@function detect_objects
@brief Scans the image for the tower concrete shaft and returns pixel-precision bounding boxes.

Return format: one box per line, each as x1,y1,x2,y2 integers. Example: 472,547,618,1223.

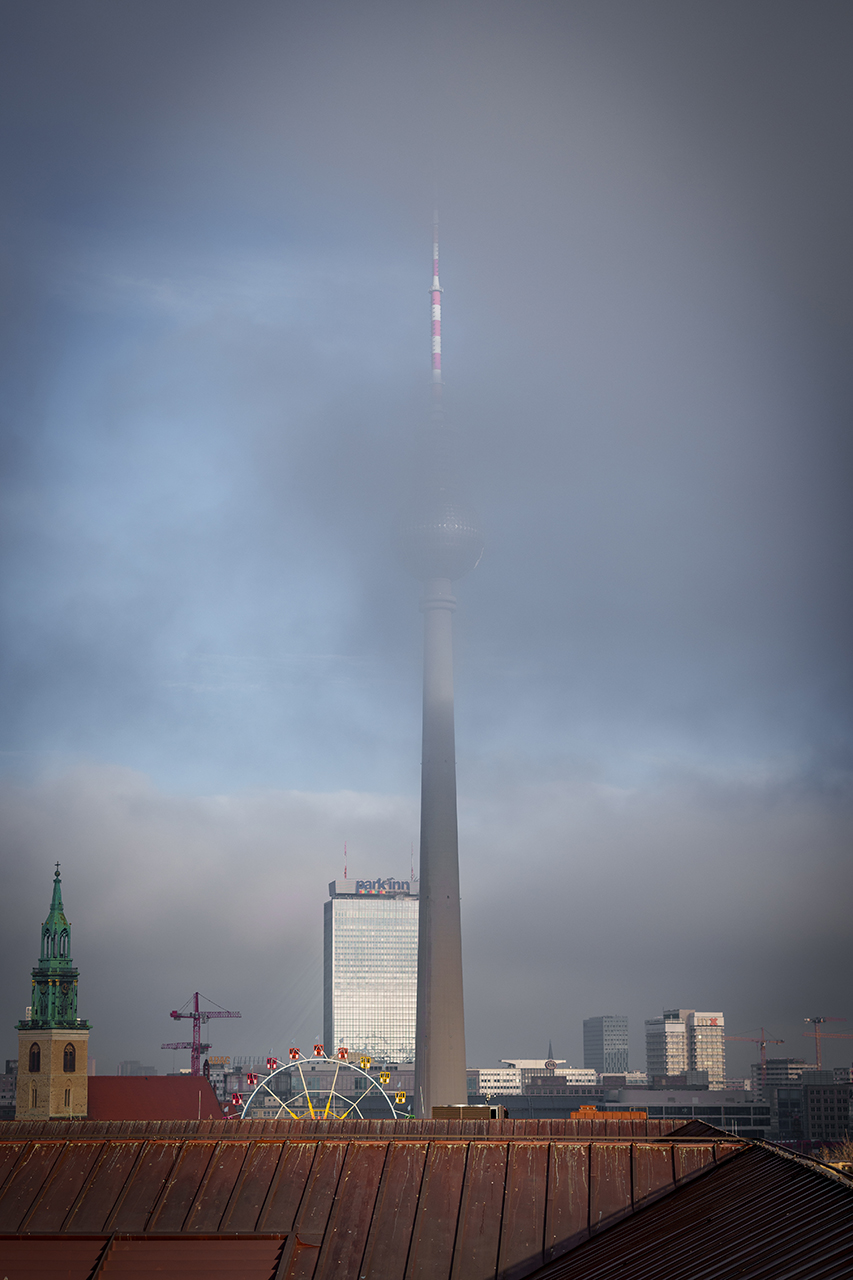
401,219,482,1117
414,577,467,1115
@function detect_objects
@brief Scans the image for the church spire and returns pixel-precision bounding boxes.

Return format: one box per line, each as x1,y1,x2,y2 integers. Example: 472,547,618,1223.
15,866,91,1120
40,862,71,965
18,865,89,1031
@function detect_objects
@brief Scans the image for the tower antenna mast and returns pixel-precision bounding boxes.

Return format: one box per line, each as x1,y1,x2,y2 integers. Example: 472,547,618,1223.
431,211,443,408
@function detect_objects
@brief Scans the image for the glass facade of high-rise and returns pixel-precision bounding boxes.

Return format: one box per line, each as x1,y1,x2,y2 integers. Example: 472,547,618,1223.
323,880,418,1063
583,1015,629,1074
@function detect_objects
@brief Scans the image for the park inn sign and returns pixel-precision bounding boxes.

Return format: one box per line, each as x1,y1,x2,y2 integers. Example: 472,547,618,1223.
329,879,417,898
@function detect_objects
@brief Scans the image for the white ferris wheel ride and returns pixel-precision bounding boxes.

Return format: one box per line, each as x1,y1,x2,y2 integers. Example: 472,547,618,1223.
234,1045,412,1121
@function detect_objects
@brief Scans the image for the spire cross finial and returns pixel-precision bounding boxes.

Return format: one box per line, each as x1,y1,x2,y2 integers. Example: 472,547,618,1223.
55,862,60,878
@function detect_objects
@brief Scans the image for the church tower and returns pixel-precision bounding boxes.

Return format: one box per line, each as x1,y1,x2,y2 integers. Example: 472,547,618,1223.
16,865,91,1120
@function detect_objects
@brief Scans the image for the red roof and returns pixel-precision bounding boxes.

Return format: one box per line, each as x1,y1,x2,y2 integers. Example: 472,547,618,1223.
86,1075,224,1120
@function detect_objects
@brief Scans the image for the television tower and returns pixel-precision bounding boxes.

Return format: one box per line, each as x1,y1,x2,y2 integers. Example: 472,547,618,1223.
400,216,484,1115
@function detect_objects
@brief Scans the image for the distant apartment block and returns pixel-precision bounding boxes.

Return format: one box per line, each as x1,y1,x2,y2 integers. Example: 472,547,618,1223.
583,1015,629,1074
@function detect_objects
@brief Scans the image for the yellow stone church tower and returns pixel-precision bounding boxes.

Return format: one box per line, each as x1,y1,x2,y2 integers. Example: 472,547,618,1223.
16,865,91,1120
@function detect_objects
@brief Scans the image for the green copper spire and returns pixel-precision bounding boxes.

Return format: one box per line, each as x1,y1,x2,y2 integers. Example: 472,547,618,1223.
17,864,90,1031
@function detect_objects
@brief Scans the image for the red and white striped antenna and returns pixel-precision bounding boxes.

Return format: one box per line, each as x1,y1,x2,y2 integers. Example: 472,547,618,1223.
344,841,347,881
431,211,443,407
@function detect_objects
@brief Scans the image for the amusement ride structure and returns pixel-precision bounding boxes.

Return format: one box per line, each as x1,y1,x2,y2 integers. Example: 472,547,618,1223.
234,1045,410,1120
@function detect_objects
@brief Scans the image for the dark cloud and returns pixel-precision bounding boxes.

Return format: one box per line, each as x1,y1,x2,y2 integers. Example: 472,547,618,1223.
1,1,851,1071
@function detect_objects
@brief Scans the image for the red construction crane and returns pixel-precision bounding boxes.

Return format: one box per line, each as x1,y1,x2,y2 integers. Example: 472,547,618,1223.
725,1027,784,1089
161,991,241,1076
803,1017,852,1070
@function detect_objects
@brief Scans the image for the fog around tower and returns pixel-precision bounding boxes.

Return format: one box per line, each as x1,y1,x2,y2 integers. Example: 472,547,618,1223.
0,1,851,1076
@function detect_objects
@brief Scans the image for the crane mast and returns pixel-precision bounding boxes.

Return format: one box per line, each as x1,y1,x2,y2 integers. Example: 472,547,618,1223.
161,991,241,1076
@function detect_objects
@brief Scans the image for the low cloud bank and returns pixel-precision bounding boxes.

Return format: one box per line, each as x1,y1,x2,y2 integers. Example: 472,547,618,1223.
2,758,850,1076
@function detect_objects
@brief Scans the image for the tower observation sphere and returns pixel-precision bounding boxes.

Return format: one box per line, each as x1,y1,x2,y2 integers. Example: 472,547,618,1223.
398,496,484,583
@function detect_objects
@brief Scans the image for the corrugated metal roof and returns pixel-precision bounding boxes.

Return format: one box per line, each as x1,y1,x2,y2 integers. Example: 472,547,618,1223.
526,1143,853,1280
86,1075,224,1120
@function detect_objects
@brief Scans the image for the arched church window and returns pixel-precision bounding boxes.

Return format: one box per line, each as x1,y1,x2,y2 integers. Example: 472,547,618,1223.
31,1085,38,1108
64,1087,71,1108
29,1043,41,1073
42,930,51,959
63,1044,76,1072
59,931,69,958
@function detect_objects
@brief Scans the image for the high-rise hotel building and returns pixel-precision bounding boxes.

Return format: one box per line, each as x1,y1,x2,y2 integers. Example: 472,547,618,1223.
323,879,418,1063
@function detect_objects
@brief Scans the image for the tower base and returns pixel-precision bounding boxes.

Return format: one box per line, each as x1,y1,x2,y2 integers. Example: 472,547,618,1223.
16,1027,90,1120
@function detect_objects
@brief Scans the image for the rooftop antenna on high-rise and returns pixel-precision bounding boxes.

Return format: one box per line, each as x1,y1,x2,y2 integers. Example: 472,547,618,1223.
344,841,347,881
399,214,484,1115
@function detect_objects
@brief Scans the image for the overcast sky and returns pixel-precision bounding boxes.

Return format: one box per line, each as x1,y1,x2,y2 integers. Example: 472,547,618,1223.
1,0,851,1080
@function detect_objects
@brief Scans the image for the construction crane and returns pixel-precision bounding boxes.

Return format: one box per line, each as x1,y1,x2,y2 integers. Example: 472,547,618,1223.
725,1027,784,1089
161,991,241,1076
803,1017,852,1070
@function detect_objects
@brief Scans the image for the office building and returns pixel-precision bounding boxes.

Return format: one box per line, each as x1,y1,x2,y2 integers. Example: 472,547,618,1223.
750,1057,807,1098
645,1008,726,1090
323,878,418,1063
802,1071,853,1144
617,1086,771,1139
583,1015,629,1074
468,1067,523,1096
645,1012,688,1079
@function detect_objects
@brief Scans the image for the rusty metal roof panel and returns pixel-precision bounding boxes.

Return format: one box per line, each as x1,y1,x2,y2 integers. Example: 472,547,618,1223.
631,1144,674,1209
498,1142,550,1279
0,1141,25,1195
65,1140,146,1233
0,1141,63,1231
104,1141,182,1233
450,1142,507,1280
21,1140,102,1233
405,1142,469,1278
104,1235,284,1276
589,1144,632,1233
147,1141,217,1232
358,1141,428,1280
258,1140,320,1233
0,1234,106,1277
313,1141,389,1280
527,1145,853,1280
544,1144,589,1264
183,1140,250,1232
285,1139,348,1248
220,1141,286,1233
